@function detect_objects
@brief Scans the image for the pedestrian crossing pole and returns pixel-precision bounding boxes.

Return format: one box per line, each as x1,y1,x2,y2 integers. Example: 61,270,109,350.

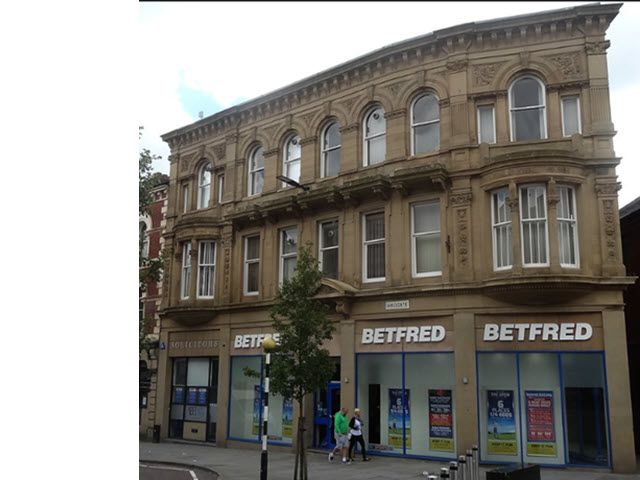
261,336,276,480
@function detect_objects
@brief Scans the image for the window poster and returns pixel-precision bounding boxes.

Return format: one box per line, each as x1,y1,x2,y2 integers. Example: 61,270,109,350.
188,387,197,404
252,385,261,436
429,389,454,452
525,391,556,456
174,387,184,404
282,397,293,438
389,388,411,448
487,390,517,455
197,388,207,405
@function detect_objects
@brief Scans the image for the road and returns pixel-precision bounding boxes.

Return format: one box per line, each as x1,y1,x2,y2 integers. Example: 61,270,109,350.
139,462,218,480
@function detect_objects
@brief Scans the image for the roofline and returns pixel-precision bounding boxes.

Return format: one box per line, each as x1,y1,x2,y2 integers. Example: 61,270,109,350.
161,2,621,142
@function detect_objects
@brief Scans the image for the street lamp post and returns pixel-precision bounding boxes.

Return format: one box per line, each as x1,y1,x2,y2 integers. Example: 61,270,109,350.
260,336,277,480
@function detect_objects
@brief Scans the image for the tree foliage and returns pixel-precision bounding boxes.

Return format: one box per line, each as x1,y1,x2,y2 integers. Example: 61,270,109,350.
267,242,336,480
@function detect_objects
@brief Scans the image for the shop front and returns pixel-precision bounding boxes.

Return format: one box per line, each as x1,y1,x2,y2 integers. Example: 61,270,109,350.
354,317,457,460
476,314,610,468
166,331,220,442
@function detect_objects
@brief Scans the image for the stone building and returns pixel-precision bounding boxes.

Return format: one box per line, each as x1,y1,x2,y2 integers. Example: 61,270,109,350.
155,3,635,472
139,178,169,438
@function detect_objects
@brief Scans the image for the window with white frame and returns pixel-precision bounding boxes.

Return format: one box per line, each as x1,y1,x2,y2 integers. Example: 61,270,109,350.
197,163,211,209
520,185,549,266
140,221,149,259
491,189,513,270
561,96,581,137
321,121,341,177
182,184,189,213
197,241,216,298
217,174,225,203
411,93,440,154
509,76,546,141
363,212,385,282
181,243,192,299
283,134,301,185
244,235,260,295
363,106,386,166
478,105,496,144
557,186,579,267
411,201,441,277
319,219,339,279
279,227,298,284
248,146,264,196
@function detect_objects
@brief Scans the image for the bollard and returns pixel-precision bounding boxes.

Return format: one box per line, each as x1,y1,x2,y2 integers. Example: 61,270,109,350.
458,455,466,480
465,450,473,480
472,445,479,480
440,467,450,480
449,461,458,480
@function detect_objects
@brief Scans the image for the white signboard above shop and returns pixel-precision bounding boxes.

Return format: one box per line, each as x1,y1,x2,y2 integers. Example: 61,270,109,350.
362,325,445,344
385,300,410,310
483,323,593,342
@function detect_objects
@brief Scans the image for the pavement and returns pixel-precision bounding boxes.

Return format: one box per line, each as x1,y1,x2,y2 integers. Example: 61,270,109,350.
139,440,640,480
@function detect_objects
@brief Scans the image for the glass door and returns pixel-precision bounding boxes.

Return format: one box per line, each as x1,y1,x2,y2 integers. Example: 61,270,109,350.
313,382,340,449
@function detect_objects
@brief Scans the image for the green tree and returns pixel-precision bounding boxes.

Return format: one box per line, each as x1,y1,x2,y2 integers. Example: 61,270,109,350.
139,127,166,357
268,242,336,480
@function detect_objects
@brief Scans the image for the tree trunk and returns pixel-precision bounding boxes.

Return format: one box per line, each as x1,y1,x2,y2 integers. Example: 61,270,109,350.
293,397,308,480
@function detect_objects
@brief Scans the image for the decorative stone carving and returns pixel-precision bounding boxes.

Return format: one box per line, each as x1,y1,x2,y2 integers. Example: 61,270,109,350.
301,109,321,130
595,182,621,196
602,199,618,263
383,80,410,97
263,147,280,158
586,40,610,54
456,209,470,268
299,136,317,147
446,60,468,73
212,143,226,161
544,52,582,79
339,123,359,134
384,108,407,120
450,191,472,207
338,96,360,114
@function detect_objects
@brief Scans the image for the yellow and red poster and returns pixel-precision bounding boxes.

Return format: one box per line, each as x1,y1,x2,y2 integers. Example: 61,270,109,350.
525,391,557,457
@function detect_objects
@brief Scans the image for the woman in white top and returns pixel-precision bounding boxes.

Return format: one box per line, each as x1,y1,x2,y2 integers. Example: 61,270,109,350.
348,408,370,461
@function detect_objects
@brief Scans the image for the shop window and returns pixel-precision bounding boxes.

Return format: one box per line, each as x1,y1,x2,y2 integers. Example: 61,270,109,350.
228,356,293,445
557,186,579,267
478,105,496,144
363,106,386,166
197,163,211,209
197,241,216,298
170,357,219,443
248,146,265,196
244,235,260,295
477,351,610,467
321,121,341,177
356,352,456,459
519,185,548,266
491,189,513,270
509,76,547,141
411,93,440,155
282,134,301,185
319,219,339,280
411,201,441,277
180,243,191,299
363,212,385,282
561,96,581,137
279,227,298,284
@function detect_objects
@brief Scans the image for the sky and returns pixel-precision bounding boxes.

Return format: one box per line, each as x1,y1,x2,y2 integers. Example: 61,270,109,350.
138,1,640,208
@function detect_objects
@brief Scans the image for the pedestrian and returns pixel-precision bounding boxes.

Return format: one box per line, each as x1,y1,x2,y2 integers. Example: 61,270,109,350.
328,406,351,464
348,408,370,461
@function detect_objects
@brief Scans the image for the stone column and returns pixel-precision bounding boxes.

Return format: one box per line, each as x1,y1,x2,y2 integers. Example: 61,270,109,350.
602,309,637,472
154,329,172,441
384,108,407,161
339,123,360,174
595,180,625,276
546,179,561,272
216,325,231,447
450,190,473,282
453,311,478,453
220,226,234,305
299,136,318,185
340,318,355,412
508,182,522,274
262,147,279,195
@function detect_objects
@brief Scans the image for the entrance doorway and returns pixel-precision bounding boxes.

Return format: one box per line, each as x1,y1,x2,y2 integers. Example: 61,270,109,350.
565,387,609,466
313,382,340,449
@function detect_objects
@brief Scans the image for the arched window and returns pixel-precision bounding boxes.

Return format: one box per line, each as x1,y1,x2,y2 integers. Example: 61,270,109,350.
248,145,264,196
411,93,440,155
321,121,341,178
197,163,211,209
363,106,386,166
282,134,301,185
139,221,149,258
509,76,546,141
